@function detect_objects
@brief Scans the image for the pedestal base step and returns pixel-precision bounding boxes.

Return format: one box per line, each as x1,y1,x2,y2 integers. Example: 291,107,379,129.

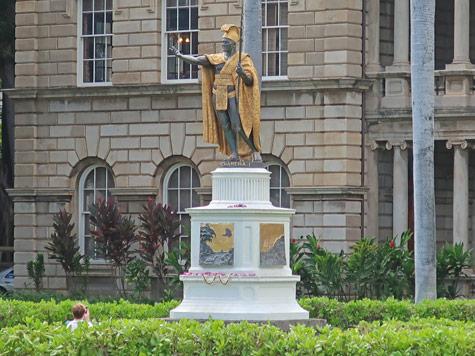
163,317,326,331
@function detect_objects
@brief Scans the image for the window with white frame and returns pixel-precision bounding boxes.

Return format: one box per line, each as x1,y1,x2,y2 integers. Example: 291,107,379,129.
266,163,290,208
164,0,199,81
79,165,115,260
79,0,113,85
262,0,289,77
163,164,200,249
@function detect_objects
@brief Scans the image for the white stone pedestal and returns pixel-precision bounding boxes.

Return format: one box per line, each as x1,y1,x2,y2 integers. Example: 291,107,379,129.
170,167,309,321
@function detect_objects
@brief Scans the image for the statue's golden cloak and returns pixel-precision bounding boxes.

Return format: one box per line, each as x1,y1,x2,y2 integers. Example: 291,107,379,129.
201,52,261,158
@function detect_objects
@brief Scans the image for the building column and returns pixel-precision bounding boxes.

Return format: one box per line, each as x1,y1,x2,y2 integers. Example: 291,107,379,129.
446,140,469,250
367,142,381,238
392,0,410,68
366,0,381,72
451,0,471,68
387,141,409,242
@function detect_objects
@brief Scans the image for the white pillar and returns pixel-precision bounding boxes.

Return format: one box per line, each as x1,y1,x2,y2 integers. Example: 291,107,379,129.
367,0,381,72
388,141,409,242
447,140,469,251
393,0,410,67
367,142,380,237
452,0,471,67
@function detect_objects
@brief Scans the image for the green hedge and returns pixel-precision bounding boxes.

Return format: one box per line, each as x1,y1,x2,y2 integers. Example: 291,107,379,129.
0,299,179,329
0,318,473,355
1,297,474,330
299,297,475,328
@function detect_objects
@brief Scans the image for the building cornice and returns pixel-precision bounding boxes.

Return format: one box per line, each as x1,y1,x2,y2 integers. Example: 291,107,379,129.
285,186,368,198
6,188,74,202
5,79,372,100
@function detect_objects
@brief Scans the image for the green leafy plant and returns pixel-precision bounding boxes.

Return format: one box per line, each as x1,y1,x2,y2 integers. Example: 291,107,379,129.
125,258,151,299
26,253,45,292
137,198,181,295
437,242,472,298
89,197,137,297
164,241,190,289
45,209,87,294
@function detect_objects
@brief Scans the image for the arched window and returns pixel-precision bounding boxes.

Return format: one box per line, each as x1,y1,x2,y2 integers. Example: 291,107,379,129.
78,165,115,260
163,164,201,248
266,163,290,208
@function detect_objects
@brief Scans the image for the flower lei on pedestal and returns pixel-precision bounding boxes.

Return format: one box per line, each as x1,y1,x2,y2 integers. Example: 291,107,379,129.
182,271,257,285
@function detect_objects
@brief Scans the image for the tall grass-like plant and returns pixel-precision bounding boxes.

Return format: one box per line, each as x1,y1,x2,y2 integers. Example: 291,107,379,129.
137,198,181,296
89,197,137,297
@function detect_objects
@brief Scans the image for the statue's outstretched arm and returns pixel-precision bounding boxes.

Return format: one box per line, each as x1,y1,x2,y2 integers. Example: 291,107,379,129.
169,46,211,67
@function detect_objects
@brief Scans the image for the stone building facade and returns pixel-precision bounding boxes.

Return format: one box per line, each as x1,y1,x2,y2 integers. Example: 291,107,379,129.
7,0,474,294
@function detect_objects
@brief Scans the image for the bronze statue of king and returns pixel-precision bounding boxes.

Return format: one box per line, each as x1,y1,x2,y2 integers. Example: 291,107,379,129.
170,24,261,162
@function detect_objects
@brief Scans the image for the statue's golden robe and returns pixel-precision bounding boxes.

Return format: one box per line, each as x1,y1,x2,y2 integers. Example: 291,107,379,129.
201,52,261,158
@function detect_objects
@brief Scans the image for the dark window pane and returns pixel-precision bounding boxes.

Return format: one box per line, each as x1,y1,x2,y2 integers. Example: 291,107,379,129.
95,37,106,59
106,59,112,82
281,53,288,76
96,189,105,202
167,9,178,31
267,3,278,26
168,190,178,210
83,14,93,35
192,190,200,207
192,169,200,187
169,168,179,188
106,36,112,58
167,0,177,6
180,214,191,233
281,191,290,208
106,12,113,33
94,13,105,34
95,59,106,82
192,65,198,79
179,0,189,5
268,53,277,76
281,169,290,187
270,189,280,207
168,57,178,79
178,8,190,30
180,190,191,210
262,4,266,26
106,0,112,10
107,170,115,188
268,28,279,51
180,166,191,188
84,190,94,210
262,53,267,76
84,37,94,59
191,32,198,54
190,0,198,5
96,167,106,188
191,7,198,29
95,0,104,11
280,3,288,26
281,28,288,51
83,0,93,11
85,170,95,188
83,60,93,82
268,165,279,187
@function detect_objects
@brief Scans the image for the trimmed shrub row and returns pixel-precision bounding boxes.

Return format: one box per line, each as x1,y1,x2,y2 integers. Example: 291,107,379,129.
300,297,475,328
0,318,473,356
1,297,474,330
0,299,179,329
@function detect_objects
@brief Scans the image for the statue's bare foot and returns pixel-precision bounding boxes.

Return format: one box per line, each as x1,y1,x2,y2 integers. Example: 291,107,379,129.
252,152,262,162
226,154,240,162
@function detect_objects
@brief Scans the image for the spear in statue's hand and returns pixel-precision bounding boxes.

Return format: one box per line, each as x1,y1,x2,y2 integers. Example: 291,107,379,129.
236,0,244,108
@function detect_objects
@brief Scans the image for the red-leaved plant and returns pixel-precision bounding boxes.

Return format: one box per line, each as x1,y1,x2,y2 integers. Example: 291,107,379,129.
89,197,137,297
137,198,182,294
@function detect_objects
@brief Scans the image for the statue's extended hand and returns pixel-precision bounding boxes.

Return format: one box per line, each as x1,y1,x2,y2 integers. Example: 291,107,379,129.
236,63,246,77
169,46,181,57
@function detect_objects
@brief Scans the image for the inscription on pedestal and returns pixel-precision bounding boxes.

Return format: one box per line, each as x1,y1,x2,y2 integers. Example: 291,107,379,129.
260,223,286,266
200,223,234,266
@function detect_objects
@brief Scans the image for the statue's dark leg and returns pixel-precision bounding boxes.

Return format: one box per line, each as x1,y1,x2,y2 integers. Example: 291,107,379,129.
227,97,262,161
213,95,239,159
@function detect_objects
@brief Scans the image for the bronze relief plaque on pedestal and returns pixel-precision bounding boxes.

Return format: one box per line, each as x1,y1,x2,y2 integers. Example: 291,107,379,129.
199,223,234,266
260,223,286,266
